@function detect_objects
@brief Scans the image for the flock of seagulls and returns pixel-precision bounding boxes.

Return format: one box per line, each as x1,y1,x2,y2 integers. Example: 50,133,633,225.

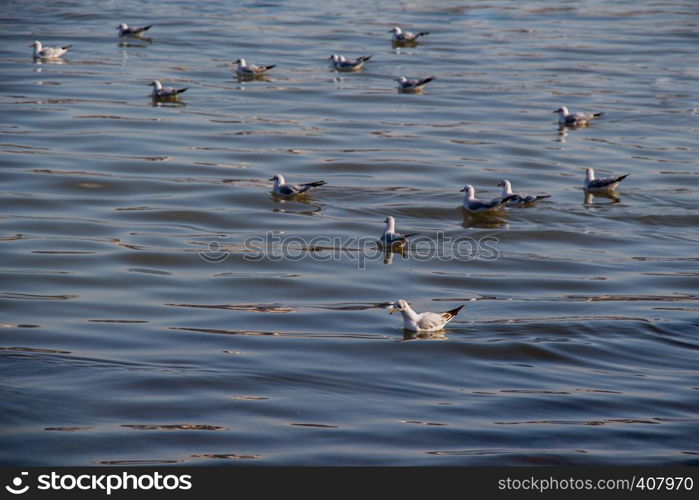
28,23,631,333
29,23,437,96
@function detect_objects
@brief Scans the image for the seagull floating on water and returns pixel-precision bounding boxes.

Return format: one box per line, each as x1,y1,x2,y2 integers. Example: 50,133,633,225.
234,58,275,77
583,168,629,193
149,80,187,99
379,216,417,249
554,106,604,126
329,53,372,72
396,76,435,92
389,299,464,332
30,41,71,60
497,179,551,205
461,185,517,213
269,174,326,196
389,26,430,44
116,23,153,38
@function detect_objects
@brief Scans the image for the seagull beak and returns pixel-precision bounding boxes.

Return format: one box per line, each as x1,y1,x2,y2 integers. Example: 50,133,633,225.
389,307,399,315
459,187,466,192
552,109,560,113
268,177,274,181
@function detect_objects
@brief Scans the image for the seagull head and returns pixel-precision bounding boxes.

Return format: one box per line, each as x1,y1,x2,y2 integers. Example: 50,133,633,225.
389,27,402,34
389,299,409,314
395,76,408,83
384,215,396,231
116,23,128,30
553,106,568,115
585,168,595,180
459,184,475,197
148,80,162,90
234,58,246,67
268,174,285,185
498,179,513,195
30,40,41,48
328,54,339,61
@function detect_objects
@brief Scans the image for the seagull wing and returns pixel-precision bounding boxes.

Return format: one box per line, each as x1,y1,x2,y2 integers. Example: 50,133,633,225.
416,312,449,331
416,305,463,330
587,174,628,190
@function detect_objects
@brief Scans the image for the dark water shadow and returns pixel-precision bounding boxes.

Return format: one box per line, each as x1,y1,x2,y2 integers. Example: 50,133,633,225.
583,190,620,206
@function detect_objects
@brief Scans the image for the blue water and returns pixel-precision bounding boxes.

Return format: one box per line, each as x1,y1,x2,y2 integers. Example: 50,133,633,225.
1,0,698,465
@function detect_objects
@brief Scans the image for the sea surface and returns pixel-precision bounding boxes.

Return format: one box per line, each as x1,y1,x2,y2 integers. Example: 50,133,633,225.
1,0,698,465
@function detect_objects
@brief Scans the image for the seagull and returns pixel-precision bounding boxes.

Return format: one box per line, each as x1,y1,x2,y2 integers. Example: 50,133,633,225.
329,53,372,72
234,58,275,77
396,76,435,92
389,26,430,44
461,185,517,213
379,216,417,249
269,174,326,196
30,41,71,60
497,179,551,205
389,299,464,332
583,168,629,193
148,80,187,99
116,23,153,38
553,106,604,126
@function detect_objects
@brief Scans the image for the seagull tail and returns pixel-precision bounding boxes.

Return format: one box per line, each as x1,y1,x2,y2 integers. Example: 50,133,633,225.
305,180,327,188
415,31,430,38
402,233,418,239
593,112,604,118
62,45,73,50
176,88,188,94
420,76,436,85
359,55,372,63
142,25,153,31
264,64,276,71
535,194,552,201
613,174,629,183
444,304,465,319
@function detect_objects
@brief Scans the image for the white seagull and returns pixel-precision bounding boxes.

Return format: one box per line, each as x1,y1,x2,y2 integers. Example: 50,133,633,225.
389,299,464,332
583,168,629,193
269,174,326,196
148,80,187,99
30,41,71,60
497,179,551,205
461,185,517,213
379,216,417,249
234,58,275,77
329,53,372,72
116,23,153,38
396,76,435,92
389,26,430,44
554,106,604,126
